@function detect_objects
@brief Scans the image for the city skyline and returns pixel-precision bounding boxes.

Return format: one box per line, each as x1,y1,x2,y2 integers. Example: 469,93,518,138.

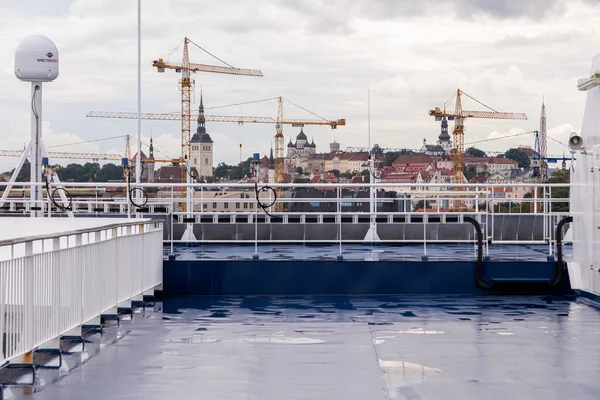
0,0,597,171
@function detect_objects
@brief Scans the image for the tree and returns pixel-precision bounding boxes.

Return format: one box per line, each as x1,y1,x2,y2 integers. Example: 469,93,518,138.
463,166,477,181
214,158,253,181
412,200,432,212
382,152,401,167
296,166,303,175
361,169,371,183
95,163,124,182
371,144,383,155
327,169,340,178
214,162,232,180
505,148,531,170
465,147,487,158
17,160,31,182
546,170,570,212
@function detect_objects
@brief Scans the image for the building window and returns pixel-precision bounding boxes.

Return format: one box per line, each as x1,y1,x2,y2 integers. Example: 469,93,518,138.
194,158,197,164
236,202,240,209
224,203,229,209
212,202,217,209
243,203,248,209
203,203,207,209
205,158,208,164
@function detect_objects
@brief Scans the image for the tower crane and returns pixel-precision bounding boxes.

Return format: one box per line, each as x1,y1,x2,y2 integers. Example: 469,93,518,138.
0,134,177,163
151,37,262,187
429,89,528,183
87,97,346,186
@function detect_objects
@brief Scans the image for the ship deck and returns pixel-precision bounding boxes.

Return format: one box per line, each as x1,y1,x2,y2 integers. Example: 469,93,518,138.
17,294,600,400
165,243,568,262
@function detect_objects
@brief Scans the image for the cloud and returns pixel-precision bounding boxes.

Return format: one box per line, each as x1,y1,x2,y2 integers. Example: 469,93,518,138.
0,0,598,172
274,0,569,35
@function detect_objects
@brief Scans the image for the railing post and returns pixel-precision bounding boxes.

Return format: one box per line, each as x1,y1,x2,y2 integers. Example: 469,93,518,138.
534,184,538,214
254,192,259,260
422,203,427,260
337,185,342,260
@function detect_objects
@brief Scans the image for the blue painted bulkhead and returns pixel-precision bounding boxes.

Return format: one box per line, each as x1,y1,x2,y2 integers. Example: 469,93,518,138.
163,259,569,296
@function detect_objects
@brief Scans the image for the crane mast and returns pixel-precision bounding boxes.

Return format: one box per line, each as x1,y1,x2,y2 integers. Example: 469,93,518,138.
452,89,465,183
180,38,192,182
429,88,528,183
151,36,263,187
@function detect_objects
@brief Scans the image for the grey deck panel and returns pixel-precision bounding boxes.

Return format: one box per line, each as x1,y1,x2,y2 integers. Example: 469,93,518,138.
17,295,600,400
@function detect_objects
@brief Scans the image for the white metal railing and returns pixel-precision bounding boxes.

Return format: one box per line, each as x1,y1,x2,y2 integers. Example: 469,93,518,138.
0,219,163,366
0,181,571,249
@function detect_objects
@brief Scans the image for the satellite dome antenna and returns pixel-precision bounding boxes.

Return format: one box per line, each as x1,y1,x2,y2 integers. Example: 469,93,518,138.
10,35,59,217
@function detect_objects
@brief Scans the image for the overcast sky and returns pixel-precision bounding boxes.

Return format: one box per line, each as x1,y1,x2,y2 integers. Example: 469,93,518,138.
0,0,599,171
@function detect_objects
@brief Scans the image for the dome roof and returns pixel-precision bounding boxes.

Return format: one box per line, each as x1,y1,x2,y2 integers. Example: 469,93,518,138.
191,132,213,143
309,139,316,148
296,128,307,141
287,139,295,148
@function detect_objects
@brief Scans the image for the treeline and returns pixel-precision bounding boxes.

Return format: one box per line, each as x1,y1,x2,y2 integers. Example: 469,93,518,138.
2,160,124,182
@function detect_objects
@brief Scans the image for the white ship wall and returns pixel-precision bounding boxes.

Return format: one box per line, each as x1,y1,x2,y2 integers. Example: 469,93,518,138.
568,54,600,297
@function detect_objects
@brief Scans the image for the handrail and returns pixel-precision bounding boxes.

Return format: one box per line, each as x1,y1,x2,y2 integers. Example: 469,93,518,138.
0,218,161,247
0,181,573,188
552,216,573,287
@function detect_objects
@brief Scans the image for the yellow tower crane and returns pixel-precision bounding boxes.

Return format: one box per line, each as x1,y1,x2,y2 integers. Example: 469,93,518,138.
151,37,263,184
429,89,528,183
88,97,346,187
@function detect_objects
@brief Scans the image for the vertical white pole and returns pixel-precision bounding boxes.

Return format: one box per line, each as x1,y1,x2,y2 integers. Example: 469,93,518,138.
136,0,142,215
367,89,371,150
368,90,374,229
31,83,42,218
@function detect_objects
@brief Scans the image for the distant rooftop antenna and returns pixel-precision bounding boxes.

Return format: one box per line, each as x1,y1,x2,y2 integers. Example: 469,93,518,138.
1,36,62,217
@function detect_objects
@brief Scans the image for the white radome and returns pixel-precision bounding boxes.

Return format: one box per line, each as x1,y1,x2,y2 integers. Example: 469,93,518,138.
14,35,59,82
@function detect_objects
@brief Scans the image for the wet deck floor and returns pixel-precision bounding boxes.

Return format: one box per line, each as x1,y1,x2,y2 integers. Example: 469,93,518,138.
166,243,571,262
11,294,600,400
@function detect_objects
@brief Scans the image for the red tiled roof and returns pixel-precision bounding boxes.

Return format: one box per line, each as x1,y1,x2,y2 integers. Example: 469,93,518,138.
464,157,489,164
392,154,433,166
130,151,148,162
435,168,454,176
418,170,431,181
469,176,487,184
488,157,517,165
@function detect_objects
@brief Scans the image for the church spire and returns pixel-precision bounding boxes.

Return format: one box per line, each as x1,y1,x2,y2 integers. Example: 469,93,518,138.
149,134,154,159
197,88,206,135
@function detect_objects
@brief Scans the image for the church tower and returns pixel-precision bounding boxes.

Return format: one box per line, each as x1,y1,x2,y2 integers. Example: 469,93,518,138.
437,117,452,151
147,136,155,183
268,146,275,184
190,91,214,178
